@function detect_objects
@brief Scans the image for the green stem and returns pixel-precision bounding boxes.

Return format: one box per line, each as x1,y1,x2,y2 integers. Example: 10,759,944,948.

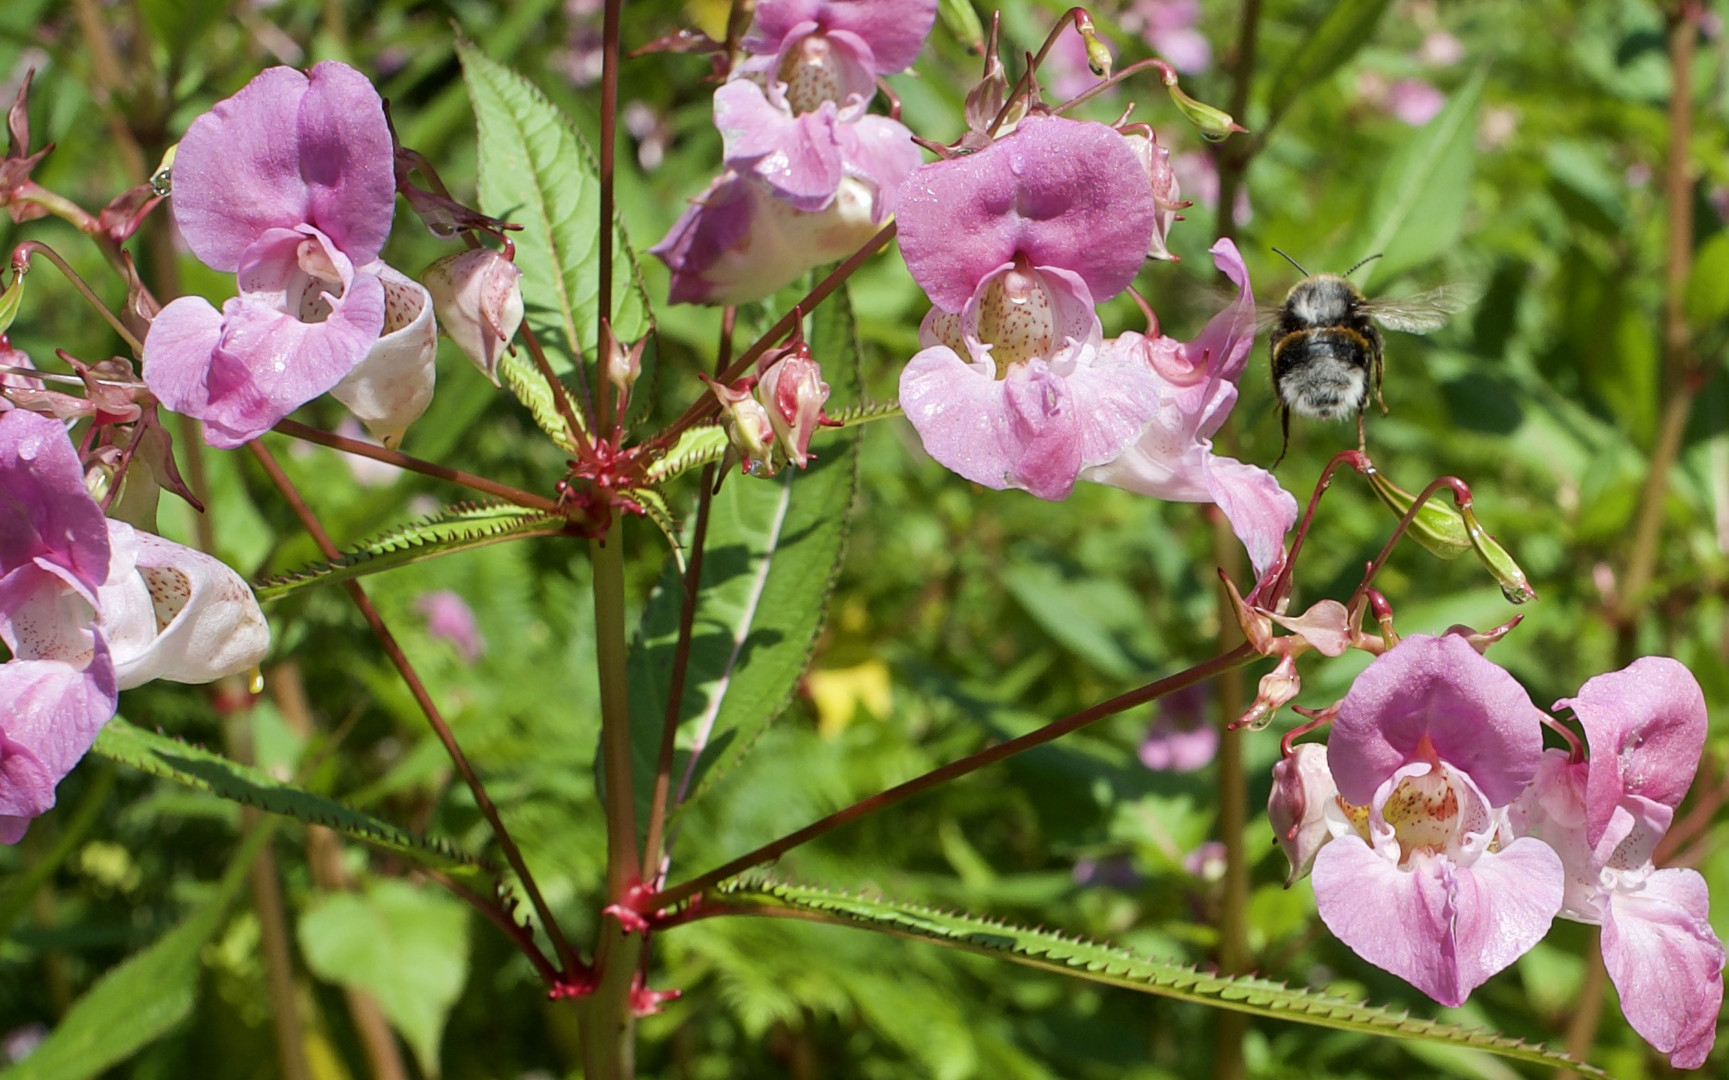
592,524,642,900
587,518,641,1078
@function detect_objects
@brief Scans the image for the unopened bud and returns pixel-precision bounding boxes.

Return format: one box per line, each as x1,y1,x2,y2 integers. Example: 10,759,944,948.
1167,83,1246,142
1268,743,1336,885
603,324,646,397
701,373,776,475
755,344,831,470
423,249,524,385
1236,653,1301,731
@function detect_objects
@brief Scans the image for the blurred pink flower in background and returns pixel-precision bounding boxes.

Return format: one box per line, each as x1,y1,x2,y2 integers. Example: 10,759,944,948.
1138,682,1217,772
1122,0,1211,74
415,590,485,663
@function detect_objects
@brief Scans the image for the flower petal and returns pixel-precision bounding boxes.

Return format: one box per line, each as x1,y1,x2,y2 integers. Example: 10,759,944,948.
1330,634,1546,807
0,410,110,597
898,347,1083,499
0,644,117,841
171,63,393,270
897,116,1155,311
330,265,438,447
1558,656,1707,849
1313,837,1562,1006
744,0,938,74
97,524,270,689
715,80,845,212
1601,867,1724,1069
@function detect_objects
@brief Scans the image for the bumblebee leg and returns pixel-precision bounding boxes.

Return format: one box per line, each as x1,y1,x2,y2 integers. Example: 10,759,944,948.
1355,409,1367,452
1274,406,1291,468
1374,350,1388,415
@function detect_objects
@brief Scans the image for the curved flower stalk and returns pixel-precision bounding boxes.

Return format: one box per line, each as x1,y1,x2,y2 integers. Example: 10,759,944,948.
651,0,934,305
0,410,268,842
1272,632,1722,1068
142,61,435,448
895,112,1294,575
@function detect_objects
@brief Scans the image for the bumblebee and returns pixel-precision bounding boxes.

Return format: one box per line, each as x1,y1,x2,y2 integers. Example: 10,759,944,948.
1267,251,1472,464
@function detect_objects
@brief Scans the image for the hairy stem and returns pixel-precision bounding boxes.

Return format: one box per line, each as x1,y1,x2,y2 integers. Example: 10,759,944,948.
649,646,1258,911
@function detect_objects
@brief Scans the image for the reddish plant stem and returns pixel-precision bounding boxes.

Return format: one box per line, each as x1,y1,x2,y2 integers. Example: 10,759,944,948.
1346,475,1472,611
272,418,565,514
244,439,582,981
517,322,596,459
641,467,715,882
655,222,897,448
595,0,621,437
13,241,142,353
642,309,734,879
647,645,1258,911
426,869,563,986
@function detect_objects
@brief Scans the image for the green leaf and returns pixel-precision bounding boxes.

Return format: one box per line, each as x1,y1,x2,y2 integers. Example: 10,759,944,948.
1265,0,1395,129
298,880,470,1078
92,717,487,886
0,826,272,1080
1685,230,1729,327
627,293,862,836
710,879,1610,1079
458,43,652,448
135,0,226,50
252,501,568,603
1351,70,1485,287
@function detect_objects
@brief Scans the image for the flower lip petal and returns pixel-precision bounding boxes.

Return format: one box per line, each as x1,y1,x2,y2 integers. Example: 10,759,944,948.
1313,835,1563,1007
897,115,1157,312
1600,867,1725,1069
1329,634,1547,808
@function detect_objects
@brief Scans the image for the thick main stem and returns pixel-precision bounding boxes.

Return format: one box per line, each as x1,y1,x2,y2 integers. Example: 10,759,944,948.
586,520,642,1078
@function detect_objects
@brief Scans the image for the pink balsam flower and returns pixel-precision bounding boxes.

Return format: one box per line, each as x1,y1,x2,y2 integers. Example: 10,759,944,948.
653,0,933,306
1082,240,1296,577
144,62,433,447
0,411,269,842
1511,658,1722,1069
1312,634,1563,1007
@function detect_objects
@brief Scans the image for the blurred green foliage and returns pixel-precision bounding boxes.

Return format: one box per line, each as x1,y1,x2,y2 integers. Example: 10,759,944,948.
1,0,1727,1077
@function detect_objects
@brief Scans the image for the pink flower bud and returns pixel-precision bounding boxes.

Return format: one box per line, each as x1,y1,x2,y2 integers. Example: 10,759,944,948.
756,344,831,470
701,374,777,474
423,248,524,384
1267,743,1336,885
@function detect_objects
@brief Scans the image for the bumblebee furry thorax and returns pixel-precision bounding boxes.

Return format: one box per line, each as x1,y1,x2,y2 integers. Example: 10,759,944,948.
1270,274,1384,427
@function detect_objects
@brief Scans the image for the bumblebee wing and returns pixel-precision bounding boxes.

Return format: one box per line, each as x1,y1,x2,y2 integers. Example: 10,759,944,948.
1195,283,1282,333
1367,283,1480,333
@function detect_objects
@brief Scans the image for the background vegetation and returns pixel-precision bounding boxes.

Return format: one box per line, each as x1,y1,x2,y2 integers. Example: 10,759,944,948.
1,0,1726,1076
